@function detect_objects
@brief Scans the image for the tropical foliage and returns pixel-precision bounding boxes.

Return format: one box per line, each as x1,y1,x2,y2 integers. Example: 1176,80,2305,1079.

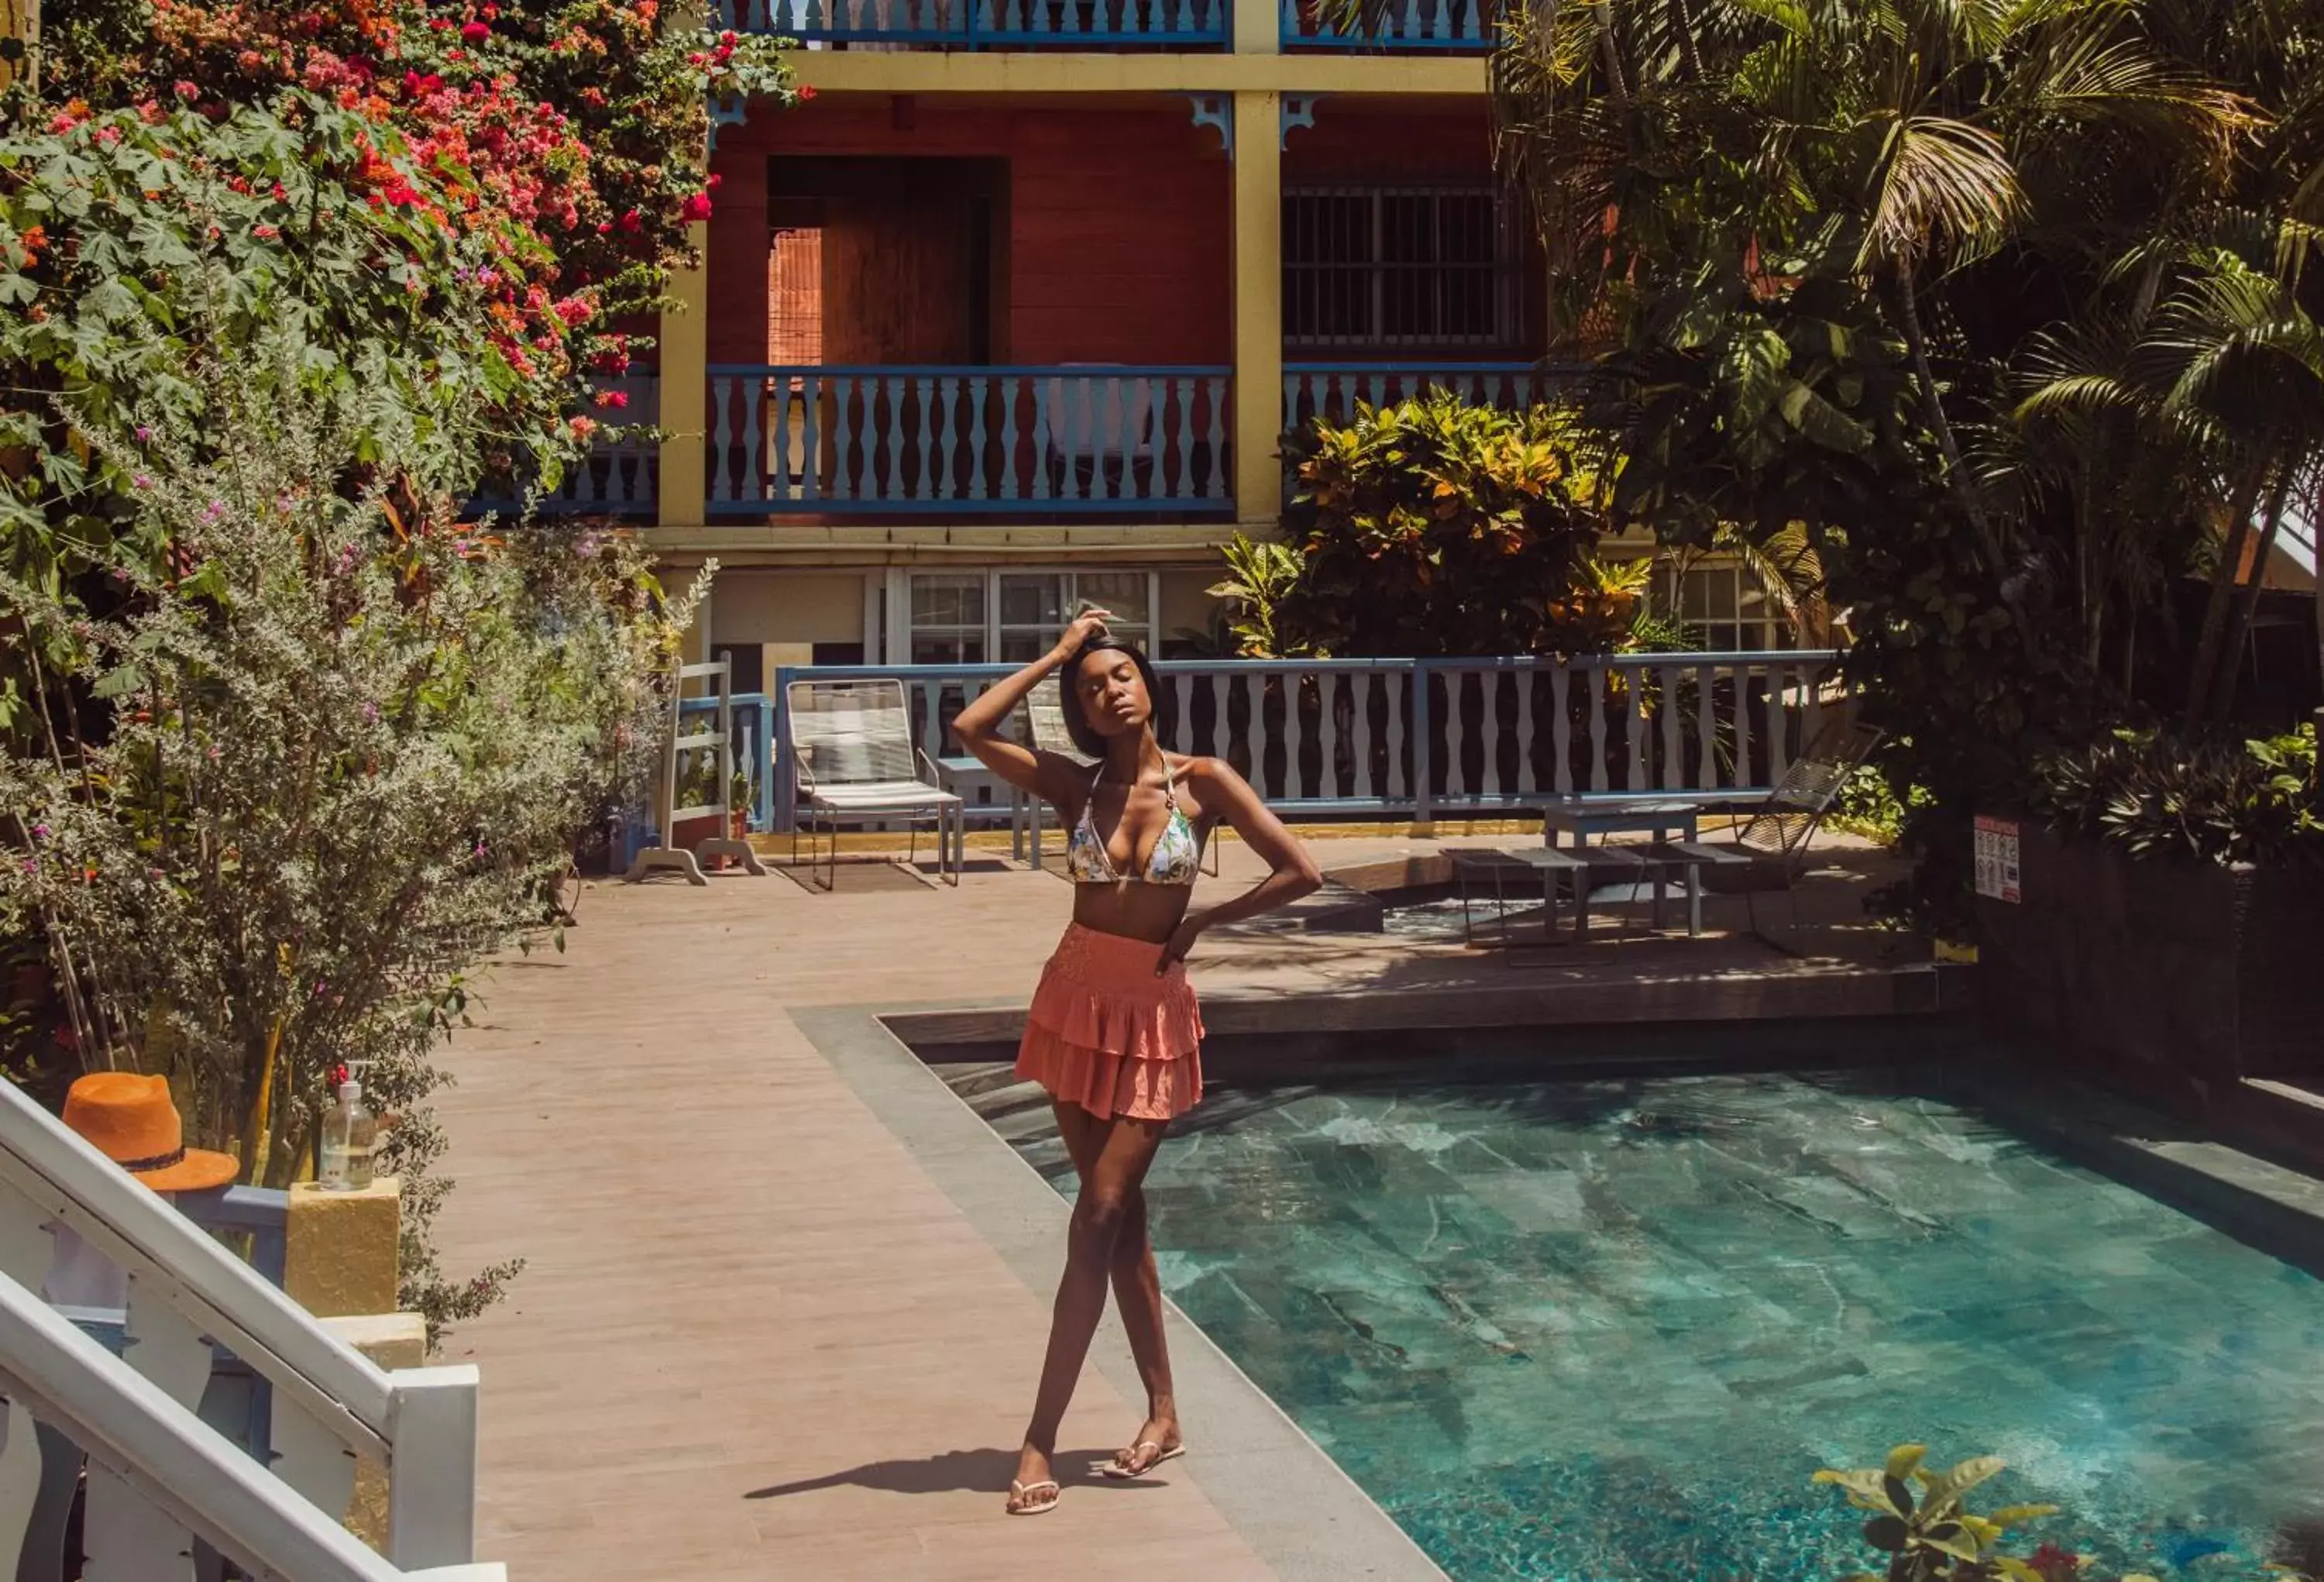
1277,392,1635,656
1814,1444,2320,1582
2037,723,2322,868
1492,0,2324,917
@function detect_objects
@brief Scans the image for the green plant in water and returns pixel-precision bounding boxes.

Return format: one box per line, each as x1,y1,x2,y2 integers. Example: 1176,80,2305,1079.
1815,1445,2071,1582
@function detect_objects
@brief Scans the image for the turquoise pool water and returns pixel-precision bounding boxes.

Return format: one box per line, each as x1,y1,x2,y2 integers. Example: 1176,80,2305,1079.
949,1062,2324,1581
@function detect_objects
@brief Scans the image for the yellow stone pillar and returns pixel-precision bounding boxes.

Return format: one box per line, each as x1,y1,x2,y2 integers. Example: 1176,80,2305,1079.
322,1312,428,1553
1230,91,1283,531
0,0,35,92
658,220,710,531
284,1176,401,1319
1232,0,1277,55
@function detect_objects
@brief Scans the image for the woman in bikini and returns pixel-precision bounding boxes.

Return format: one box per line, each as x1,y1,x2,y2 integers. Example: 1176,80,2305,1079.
952,607,1322,1516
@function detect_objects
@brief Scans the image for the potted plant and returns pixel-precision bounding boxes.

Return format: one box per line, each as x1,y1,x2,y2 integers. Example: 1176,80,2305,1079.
1974,726,2324,1102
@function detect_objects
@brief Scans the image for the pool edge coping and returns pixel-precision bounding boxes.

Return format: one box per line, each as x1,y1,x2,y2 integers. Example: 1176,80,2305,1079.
788,1000,1453,1582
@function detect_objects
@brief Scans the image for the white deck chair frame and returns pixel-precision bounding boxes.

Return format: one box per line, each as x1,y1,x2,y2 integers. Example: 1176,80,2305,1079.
786,678,963,889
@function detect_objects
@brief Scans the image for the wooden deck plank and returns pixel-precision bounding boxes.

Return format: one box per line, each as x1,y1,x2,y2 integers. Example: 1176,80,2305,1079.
428,834,1912,1577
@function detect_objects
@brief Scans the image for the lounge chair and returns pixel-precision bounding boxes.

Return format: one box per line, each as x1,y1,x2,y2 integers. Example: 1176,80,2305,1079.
1654,719,1886,949
785,678,963,889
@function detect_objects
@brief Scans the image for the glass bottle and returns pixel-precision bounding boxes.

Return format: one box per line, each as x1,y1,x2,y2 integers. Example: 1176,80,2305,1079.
319,1077,376,1192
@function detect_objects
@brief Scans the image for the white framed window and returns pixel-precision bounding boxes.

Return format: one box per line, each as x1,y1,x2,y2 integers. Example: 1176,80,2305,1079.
1653,562,1797,653
891,569,1159,665
907,573,987,665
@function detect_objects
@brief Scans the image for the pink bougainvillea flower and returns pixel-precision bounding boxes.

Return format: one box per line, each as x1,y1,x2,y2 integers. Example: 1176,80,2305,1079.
595,389,630,409
461,20,490,41
681,192,713,221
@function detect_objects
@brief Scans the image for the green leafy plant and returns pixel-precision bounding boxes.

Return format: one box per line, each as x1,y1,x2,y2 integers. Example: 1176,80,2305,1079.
0,348,703,1337
1814,1444,2069,1582
1205,531,1319,658
2037,725,2322,869
1281,391,1613,657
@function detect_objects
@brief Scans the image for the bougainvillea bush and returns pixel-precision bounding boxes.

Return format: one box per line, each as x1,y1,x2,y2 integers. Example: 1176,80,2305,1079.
1,0,790,600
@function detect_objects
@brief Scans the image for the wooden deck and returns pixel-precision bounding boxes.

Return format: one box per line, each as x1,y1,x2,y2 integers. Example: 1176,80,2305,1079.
428,833,1917,1579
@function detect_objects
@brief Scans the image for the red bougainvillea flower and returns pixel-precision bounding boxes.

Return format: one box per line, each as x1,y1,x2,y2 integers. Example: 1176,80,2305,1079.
681,191,713,221
461,19,490,41
797,84,816,101
595,389,629,409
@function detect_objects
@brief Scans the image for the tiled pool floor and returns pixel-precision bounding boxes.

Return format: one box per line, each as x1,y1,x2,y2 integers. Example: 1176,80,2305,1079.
944,1063,2324,1581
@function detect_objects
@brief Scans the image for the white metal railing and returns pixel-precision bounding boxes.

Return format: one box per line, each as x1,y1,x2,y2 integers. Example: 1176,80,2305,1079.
0,1274,502,1581
768,652,1845,831
0,1078,490,1577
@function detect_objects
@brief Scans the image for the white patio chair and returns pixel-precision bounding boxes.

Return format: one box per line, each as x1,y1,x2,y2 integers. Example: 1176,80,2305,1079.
786,679,963,889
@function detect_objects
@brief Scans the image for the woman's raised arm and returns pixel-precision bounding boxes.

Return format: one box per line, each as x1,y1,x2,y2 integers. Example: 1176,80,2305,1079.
949,607,1114,805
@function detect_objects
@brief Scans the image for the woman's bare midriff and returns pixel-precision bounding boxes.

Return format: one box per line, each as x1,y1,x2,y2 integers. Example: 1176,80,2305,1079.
1070,882,1195,944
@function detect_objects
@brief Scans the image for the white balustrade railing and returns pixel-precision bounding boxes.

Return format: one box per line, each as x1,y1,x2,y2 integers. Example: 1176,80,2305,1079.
0,1079,491,1579
0,1275,501,1581
769,652,1844,831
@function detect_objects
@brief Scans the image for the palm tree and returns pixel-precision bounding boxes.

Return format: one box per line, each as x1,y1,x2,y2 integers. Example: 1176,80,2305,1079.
1493,0,2255,578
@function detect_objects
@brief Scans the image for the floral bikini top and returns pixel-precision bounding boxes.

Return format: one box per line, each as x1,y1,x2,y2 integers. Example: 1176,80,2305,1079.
1067,760,1202,886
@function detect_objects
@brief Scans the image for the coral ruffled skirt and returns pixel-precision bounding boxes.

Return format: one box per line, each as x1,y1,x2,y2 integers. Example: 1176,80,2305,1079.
1016,923,1205,1122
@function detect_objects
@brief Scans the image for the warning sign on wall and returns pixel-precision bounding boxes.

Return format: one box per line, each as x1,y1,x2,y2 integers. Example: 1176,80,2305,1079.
1974,816,2021,903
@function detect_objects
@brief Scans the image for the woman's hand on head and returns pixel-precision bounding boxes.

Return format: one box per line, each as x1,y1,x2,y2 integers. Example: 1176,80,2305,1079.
1053,608,1115,661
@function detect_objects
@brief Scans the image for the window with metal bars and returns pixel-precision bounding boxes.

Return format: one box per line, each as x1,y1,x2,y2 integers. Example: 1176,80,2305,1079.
1282,184,1523,351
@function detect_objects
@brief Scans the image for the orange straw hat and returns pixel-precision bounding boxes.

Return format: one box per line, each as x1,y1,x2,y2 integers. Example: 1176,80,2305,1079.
61,1074,239,1193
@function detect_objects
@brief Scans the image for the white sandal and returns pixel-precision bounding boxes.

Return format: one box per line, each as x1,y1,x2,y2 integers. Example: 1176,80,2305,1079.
1099,1442,1186,1480
1007,1478,1061,1515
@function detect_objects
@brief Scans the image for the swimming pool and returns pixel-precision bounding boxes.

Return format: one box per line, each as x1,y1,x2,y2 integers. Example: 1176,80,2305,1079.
947,1060,2324,1581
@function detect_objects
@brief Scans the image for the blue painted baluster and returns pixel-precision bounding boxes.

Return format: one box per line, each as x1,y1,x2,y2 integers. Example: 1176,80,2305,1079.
1204,375,1229,500
881,377,906,500
1281,371,1298,438
797,371,821,501
977,0,999,40
1401,0,1422,38
1171,377,1195,500
1058,377,1082,500
707,376,733,504
1366,373,1387,410
738,376,764,507
995,375,1019,500
916,376,938,500
964,374,988,500
1031,0,1050,39
1030,377,1053,500
1100,379,1124,500
934,376,957,499
1280,0,1300,40
834,376,860,500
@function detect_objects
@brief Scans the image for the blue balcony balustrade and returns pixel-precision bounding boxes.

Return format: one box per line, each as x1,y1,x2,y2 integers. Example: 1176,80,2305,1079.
706,365,1233,518
1281,361,1583,433
720,0,1228,46
1279,0,1496,50
468,374,658,520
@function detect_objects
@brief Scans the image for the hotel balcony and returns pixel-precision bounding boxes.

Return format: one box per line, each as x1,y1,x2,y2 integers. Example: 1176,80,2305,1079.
717,0,1494,49
705,364,1232,518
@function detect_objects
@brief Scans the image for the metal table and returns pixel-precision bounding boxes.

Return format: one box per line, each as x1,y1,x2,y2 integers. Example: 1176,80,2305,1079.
934,757,1032,871
1538,798,1709,937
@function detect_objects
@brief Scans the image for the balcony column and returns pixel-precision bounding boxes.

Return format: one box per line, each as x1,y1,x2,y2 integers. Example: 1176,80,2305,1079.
1232,0,1278,53
1230,90,1283,531
658,221,710,529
